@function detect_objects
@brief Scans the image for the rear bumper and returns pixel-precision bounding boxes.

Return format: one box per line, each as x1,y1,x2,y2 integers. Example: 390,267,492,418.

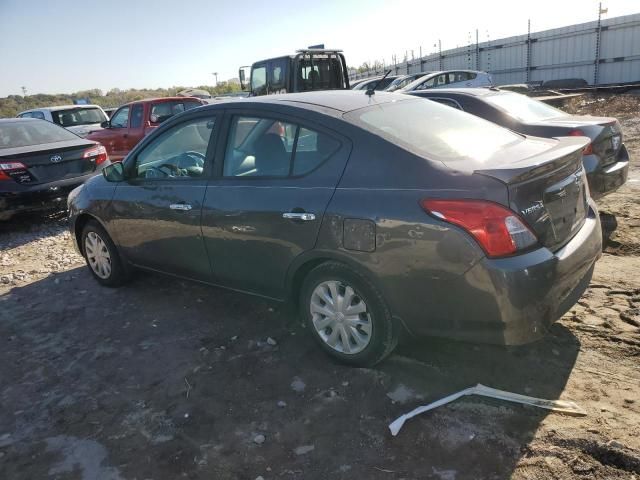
0,172,101,220
397,201,602,345
585,144,629,199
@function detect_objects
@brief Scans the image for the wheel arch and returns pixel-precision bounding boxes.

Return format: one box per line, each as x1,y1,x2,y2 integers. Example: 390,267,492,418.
73,213,111,256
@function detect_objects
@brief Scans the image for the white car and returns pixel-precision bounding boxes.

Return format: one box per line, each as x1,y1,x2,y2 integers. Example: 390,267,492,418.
399,70,493,92
16,105,109,138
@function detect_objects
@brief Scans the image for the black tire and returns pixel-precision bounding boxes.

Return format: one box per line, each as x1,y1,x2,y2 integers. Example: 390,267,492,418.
80,220,129,287
300,261,398,367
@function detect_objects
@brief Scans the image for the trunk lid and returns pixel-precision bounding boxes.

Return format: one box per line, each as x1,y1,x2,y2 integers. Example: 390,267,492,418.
474,136,590,252
0,140,97,185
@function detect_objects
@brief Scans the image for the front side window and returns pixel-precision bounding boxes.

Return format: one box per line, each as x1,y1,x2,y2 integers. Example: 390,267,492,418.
51,107,107,127
251,65,267,95
223,116,339,177
133,116,215,180
110,106,130,128
270,58,288,91
347,98,520,164
416,76,436,90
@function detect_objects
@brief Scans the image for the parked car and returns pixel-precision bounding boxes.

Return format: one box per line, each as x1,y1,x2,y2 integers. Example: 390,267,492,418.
385,72,434,92
408,88,629,199
0,118,108,220
399,70,492,92
17,105,109,138
85,97,204,162
351,75,398,91
68,91,602,366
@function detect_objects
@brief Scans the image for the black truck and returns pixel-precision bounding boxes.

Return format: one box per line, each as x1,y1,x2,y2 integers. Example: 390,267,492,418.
239,49,350,96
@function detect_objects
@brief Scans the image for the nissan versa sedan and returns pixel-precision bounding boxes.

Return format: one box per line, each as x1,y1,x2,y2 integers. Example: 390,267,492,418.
1,118,109,220
68,91,602,366
408,88,630,199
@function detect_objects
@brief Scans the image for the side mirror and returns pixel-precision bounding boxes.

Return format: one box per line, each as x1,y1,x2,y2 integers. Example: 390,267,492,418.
238,66,250,91
102,162,124,182
149,114,159,123
100,120,110,128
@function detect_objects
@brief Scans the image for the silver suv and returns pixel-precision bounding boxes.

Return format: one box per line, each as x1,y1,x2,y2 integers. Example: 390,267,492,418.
17,105,109,137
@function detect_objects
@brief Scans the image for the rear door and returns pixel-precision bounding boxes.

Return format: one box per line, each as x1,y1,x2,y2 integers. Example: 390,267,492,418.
201,110,350,298
125,103,146,152
109,112,219,281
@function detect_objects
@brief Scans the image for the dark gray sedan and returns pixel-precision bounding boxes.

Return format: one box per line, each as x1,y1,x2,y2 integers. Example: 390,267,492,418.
407,88,630,199
68,91,602,366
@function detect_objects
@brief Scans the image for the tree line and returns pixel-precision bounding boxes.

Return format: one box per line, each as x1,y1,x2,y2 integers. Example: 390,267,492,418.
0,83,241,118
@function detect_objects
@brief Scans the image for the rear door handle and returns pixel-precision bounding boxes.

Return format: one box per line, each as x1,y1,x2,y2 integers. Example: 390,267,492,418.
170,203,192,211
282,212,315,221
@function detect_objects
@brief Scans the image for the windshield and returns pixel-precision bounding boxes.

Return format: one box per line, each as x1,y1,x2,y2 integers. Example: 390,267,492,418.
485,92,568,121
0,120,79,148
346,98,521,163
51,107,107,127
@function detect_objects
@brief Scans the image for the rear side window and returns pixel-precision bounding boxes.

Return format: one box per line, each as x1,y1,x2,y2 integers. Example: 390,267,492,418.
130,104,144,128
431,98,463,110
347,98,519,162
223,116,339,177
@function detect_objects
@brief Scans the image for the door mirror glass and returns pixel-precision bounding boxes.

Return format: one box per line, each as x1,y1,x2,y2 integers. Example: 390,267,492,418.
102,161,124,182
149,114,159,123
100,120,110,128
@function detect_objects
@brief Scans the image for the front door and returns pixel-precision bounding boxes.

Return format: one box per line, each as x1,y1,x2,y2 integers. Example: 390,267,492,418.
109,113,219,281
201,111,350,298
125,103,146,152
106,105,131,161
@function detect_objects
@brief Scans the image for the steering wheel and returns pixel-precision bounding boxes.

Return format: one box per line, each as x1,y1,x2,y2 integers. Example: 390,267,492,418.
177,151,205,169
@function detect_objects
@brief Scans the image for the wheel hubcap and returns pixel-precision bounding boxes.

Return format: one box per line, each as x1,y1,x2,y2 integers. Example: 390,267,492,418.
84,231,112,279
310,280,372,355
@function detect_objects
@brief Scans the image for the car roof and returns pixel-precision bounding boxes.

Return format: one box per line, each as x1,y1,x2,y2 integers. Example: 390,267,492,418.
20,104,103,113
0,117,43,124
411,87,501,97
217,90,410,115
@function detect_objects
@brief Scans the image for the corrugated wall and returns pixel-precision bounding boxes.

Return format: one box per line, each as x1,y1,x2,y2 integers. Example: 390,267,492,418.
350,13,640,86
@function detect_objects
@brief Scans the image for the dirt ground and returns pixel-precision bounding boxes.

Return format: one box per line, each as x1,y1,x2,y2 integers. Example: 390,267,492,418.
1,94,639,480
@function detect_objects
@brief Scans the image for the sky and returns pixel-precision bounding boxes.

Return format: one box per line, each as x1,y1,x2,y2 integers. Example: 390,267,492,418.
0,0,639,97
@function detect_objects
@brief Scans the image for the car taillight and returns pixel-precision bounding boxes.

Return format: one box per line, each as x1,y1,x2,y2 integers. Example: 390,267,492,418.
83,144,108,165
0,161,27,180
420,199,538,258
568,129,593,155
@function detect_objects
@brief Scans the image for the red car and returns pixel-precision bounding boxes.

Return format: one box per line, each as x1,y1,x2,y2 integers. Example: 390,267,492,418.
86,97,204,161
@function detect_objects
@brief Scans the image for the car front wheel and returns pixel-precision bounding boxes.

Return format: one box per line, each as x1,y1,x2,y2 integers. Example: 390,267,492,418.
300,262,398,367
81,220,129,287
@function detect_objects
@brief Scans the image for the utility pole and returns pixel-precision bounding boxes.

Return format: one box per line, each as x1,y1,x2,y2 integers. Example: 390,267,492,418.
21,86,27,96
594,3,607,87
526,19,532,83
212,72,218,86
438,39,443,70
476,29,480,70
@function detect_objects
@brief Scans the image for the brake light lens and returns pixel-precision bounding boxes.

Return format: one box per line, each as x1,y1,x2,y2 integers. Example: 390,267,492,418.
0,161,27,180
420,199,538,258
568,129,593,155
83,144,108,165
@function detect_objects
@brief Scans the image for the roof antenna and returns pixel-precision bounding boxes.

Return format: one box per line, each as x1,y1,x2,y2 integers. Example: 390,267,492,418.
366,70,392,96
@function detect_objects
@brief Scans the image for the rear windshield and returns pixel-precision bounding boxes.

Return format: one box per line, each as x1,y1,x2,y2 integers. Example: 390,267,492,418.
150,101,201,124
296,53,347,91
51,107,107,127
0,121,79,149
346,98,521,162
485,92,567,121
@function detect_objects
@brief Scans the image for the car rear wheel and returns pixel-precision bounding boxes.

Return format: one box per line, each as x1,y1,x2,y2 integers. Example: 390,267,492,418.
81,220,129,287
300,262,398,367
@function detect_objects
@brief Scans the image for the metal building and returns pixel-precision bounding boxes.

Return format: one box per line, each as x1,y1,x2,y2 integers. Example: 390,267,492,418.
350,13,640,87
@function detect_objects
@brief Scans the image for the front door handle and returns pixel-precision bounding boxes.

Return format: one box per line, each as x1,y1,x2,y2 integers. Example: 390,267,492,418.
170,203,192,211
283,212,315,221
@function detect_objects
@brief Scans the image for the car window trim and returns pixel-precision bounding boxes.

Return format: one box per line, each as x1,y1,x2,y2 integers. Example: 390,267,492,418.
427,96,464,111
123,110,221,183
110,105,130,129
215,108,344,181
